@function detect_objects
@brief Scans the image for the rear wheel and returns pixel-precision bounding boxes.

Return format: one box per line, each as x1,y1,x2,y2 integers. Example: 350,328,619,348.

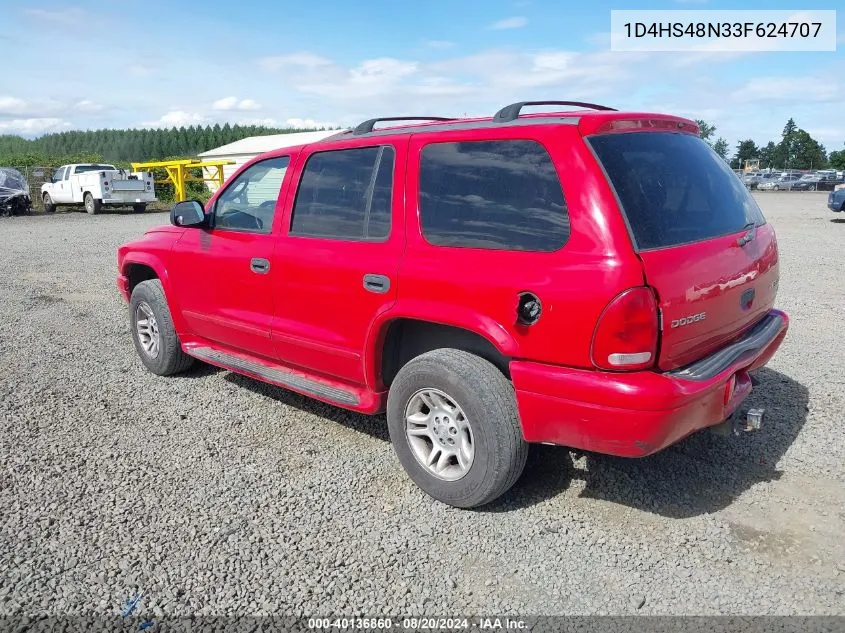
386,348,528,508
133,203,147,214
84,192,101,215
42,193,56,213
129,279,194,376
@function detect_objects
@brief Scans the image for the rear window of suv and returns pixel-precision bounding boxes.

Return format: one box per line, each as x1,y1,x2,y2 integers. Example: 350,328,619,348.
418,140,570,252
589,132,765,251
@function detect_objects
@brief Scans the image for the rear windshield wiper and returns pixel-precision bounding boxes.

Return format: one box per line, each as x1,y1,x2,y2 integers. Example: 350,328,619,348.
736,222,756,246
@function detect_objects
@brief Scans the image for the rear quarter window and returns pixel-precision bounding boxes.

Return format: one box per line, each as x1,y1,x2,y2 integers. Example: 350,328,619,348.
589,132,766,251
418,139,570,252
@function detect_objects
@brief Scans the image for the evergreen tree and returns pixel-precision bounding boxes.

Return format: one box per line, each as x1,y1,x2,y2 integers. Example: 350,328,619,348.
712,138,729,160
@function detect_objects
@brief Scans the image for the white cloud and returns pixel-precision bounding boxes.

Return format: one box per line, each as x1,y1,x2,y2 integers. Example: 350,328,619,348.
258,53,333,72
212,97,261,111
299,58,419,100
0,96,29,116
733,77,842,104
286,117,338,129
74,100,103,113
142,110,211,128
0,118,71,134
487,16,528,30
1,96,98,117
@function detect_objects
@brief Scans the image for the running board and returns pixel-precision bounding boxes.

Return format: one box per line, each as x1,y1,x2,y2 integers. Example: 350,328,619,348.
187,346,360,406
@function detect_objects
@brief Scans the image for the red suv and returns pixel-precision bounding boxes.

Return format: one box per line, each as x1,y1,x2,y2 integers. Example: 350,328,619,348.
117,101,789,508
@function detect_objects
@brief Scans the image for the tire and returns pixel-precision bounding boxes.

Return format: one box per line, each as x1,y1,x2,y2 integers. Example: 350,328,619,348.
773,185,779,191
42,193,56,213
809,185,816,192
84,192,102,215
386,348,528,508
133,204,147,214
129,279,194,376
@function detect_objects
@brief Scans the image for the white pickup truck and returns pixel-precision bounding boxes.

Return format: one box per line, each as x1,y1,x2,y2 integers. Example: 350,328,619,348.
41,164,157,214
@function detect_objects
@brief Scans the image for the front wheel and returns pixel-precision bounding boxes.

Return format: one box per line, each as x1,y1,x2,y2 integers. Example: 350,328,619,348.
129,280,195,376
42,193,56,213
809,185,817,192
84,192,101,215
386,348,528,508
773,185,780,190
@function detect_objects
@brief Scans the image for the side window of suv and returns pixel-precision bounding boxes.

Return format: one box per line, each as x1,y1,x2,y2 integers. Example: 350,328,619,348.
213,156,290,233
418,140,570,252
290,146,394,241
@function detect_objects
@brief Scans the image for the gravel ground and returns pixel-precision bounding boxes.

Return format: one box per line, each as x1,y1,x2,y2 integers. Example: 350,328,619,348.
1,194,844,618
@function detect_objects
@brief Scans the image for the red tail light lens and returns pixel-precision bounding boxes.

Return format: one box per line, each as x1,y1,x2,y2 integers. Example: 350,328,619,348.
591,287,659,371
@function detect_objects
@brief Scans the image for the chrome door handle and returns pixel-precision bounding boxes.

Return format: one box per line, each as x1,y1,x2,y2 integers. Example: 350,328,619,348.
250,258,270,274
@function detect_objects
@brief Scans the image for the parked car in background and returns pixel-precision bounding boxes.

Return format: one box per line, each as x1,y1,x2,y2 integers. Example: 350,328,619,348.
790,174,825,191
813,172,845,191
41,164,157,215
117,101,789,508
0,167,32,216
758,174,801,190
829,188,845,213
744,172,778,190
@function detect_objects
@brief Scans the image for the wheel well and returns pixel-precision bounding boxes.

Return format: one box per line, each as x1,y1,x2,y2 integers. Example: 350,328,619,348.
126,263,158,293
380,319,510,388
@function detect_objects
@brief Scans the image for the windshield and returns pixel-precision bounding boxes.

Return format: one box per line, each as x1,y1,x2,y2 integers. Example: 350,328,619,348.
589,132,765,251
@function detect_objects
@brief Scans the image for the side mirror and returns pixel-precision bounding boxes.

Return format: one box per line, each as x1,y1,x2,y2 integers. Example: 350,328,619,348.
170,200,207,227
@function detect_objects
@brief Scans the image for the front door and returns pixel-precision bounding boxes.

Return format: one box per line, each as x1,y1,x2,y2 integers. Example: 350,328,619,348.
271,140,407,385
52,167,73,203
168,155,292,359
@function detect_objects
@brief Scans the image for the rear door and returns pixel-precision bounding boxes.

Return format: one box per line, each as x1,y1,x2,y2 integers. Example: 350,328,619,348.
270,139,407,385
589,131,779,371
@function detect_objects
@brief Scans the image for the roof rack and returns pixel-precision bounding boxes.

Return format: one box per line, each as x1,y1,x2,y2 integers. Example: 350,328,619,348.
352,117,456,136
493,100,617,123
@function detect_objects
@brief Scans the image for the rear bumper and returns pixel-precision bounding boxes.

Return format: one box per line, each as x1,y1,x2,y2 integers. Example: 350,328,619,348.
511,309,789,457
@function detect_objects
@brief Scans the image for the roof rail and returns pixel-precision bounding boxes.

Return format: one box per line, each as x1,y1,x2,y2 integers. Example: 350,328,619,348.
352,117,456,136
493,101,617,123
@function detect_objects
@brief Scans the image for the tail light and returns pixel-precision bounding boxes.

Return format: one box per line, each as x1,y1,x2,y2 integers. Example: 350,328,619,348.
591,287,659,371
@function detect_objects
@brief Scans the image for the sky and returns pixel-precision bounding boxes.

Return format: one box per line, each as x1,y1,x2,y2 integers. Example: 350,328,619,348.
0,0,843,155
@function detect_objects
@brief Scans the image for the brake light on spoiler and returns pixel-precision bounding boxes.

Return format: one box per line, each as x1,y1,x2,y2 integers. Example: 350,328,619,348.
580,115,700,137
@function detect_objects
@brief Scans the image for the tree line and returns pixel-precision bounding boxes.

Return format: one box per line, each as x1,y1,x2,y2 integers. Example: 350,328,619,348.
0,123,333,168
697,117,844,171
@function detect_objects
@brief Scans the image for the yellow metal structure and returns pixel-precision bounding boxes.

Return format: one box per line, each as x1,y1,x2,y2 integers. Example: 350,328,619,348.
743,159,760,173
130,159,234,202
